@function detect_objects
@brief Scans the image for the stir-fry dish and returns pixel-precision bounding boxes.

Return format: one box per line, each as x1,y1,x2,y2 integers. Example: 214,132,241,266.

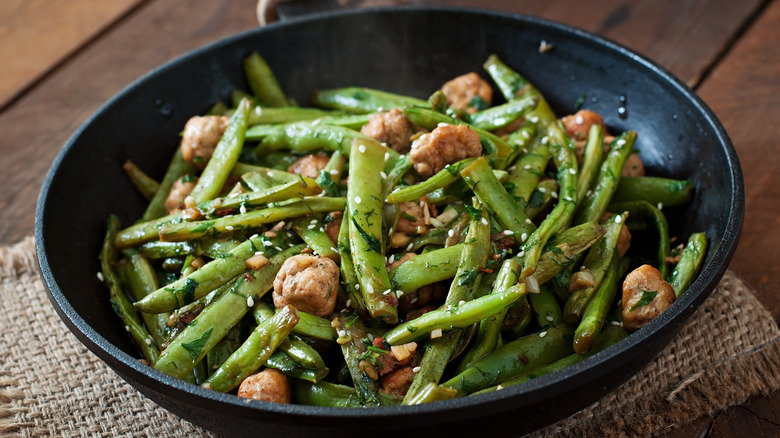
101,52,707,406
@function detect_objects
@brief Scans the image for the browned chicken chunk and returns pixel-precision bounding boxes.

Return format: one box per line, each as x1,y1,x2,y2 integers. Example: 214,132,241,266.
324,210,343,245
272,254,340,317
409,124,482,177
164,176,197,214
395,200,436,235
562,109,605,142
622,153,645,177
287,153,330,178
386,252,416,272
360,108,415,153
601,212,632,257
237,369,292,403
180,115,230,169
622,264,676,331
441,72,493,114
379,365,416,397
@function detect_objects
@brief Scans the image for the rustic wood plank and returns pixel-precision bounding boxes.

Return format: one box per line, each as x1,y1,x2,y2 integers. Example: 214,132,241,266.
0,0,259,245
0,0,145,109
697,0,780,319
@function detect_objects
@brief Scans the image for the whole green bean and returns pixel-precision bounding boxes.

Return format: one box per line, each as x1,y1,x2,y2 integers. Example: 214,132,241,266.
312,87,429,114
243,52,289,107
101,216,160,363
138,241,196,259
573,252,621,355
247,107,337,125
576,124,604,201
316,150,345,198
506,143,550,208
252,301,327,371
611,176,694,207
209,177,321,212
189,98,251,203
293,380,401,407
332,313,381,406
120,249,169,347
389,244,464,294
255,122,384,159
668,232,707,297
348,138,398,323
264,351,329,383
122,160,160,201
466,95,539,131
204,305,299,392
609,200,670,278
386,158,476,203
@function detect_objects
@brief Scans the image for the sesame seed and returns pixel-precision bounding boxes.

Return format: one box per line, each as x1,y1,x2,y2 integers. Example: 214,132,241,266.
503,230,514,235
551,192,558,199
247,296,255,307
263,241,272,246
541,136,549,145
615,215,623,223
521,233,528,242
355,284,360,290
569,168,576,175
366,283,374,294
358,144,367,153
380,171,387,179
481,218,489,226
522,130,531,139
539,331,548,338
410,297,418,304
586,190,592,197
617,139,626,146
448,229,455,237
354,196,362,204
330,169,339,175
575,114,584,125
383,289,392,295
239,205,247,214
525,218,533,225
437,122,449,128
546,315,554,322
124,325,130,332
524,165,532,170
530,116,539,123
251,234,259,239
310,219,318,224
507,165,517,172
96,272,104,282
413,366,421,373
396,291,404,298
538,187,546,193
346,299,351,308
406,243,414,251
254,251,264,256
458,300,466,306
308,224,316,230
496,385,504,391
384,152,390,161
657,202,664,210
518,250,525,257
611,321,624,327
225,225,234,231
267,171,274,177
338,330,347,338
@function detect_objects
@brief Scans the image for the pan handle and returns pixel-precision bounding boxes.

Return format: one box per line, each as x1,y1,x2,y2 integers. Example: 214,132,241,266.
258,0,344,26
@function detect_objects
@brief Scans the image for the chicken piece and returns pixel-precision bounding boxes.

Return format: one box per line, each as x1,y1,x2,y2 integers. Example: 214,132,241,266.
237,369,292,403
395,200,436,235
386,252,416,272
621,264,676,331
601,212,632,257
287,153,330,178
622,153,645,177
164,176,197,214
360,108,415,153
180,115,230,169
379,365,416,397
441,72,493,114
410,124,482,178
324,211,343,245
272,254,340,317
562,109,605,142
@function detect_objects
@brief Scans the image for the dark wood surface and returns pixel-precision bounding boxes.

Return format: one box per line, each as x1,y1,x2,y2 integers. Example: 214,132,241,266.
1,0,777,436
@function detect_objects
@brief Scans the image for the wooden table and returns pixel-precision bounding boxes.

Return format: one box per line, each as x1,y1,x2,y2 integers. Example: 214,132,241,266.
1,0,777,435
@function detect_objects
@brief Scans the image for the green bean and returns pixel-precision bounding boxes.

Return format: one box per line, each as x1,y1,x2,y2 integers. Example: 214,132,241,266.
189,98,251,203
231,89,256,107
405,383,458,405
668,232,707,297
348,138,398,323
294,310,337,342
101,216,159,363
312,87,429,114
317,150,345,198
122,160,160,201
337,209,367,314
574,131,637,224
264,351,329,383
466,95,539,131
158,197,346,242
248,107,338,125
534,220,606,284
564,212,627,324
137,241,196,259
384,282,527,345
153,247,300,378
530,284,564,328
293,380,401,407
209,176,322,212
609,200,671,277
386,158,476,203
206,101,228,116
319,113,374,130
524,179,559,220
252,301,326,371
576,124,605,201
243,52,289,107
506,143,550,208
332,313,381,406
255,122,391,161
612,176,694,208
381,155,413,199
441,325,571,395
207,322,243,374
402,202,491,402
389,244,464,294
204,305,299,392
291,216,339,261
476,324,628,393
460,157,535,239
505,120,537,151
141,149,196,222
120,249,169,347
573,252,620,354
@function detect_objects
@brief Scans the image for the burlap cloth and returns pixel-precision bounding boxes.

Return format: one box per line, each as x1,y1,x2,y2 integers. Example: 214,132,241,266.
0,237,778,437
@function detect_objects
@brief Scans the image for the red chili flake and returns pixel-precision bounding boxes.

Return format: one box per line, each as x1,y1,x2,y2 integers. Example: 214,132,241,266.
372,337,386,349
244,272,254,281
489,252,503,261
477,266,494,274
215,208,238,217
494,236,515,251
384,294,398,306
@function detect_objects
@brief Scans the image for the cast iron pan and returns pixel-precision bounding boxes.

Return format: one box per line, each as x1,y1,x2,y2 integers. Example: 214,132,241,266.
36,6,743,437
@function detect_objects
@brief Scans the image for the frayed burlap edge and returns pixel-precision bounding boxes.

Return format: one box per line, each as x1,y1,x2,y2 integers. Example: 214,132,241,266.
0,237,36,437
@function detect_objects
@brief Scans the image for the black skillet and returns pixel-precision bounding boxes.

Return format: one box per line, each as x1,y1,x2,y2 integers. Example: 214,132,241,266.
36,6,743,437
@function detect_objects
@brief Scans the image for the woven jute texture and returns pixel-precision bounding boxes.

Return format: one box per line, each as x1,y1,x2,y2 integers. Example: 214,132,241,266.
1,237,778,437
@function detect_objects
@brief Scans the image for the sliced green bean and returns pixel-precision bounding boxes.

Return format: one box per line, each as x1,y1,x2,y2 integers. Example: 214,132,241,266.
668,232,707,297
576,124,604,201
389,244,464,294
611,176,694,208
573,252,620,354
466,95,539,131
120,249,169,347
264,351,329,383
243,52,288,107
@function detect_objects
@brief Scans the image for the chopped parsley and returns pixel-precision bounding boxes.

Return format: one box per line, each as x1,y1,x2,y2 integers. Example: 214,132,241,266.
630,289,658,311
181,328,213,362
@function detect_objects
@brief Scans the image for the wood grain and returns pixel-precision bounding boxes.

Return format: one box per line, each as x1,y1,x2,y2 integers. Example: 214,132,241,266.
0,0,144,109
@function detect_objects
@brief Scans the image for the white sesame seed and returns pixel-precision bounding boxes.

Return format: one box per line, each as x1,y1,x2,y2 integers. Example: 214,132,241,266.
354,196,362,204
96,272,104,282
247,296,255,307
338,330,347,337
503,230,514,235
124,325,130,332
437,122,449,128
366,283,374,294
541,136,549,145
384,152,390,161
569,168,576,175
522,130,531,139
539,331,548,338
538,187,546,193
518,250,525,257
657,202,664,210
413,366,421,373
521,233,528,242
267,171,274,177
546,315,554,322
308,224,316,230
358,144,367,153
507,165,517,172
263,241,272,246
410,297,418,304
586,190,592,197
406,243,414,251
448,229,455,237
611,321,624,327
524,165,532,170
239,205,247,215
617,139,626,146
330,169,339,175
551,192,559,199
145,338,152,345
496,385,504,390
380,171,387,179
525,218,533,225
396,291,404,298
481,218,489,226
383,289,392,295
458,300,466,306
225,225,234,231
575,114,584,125
251,234,259,239
275,246,282,251
346,299,352,308
615,215,623,223
530,116,539,123
355,284,360,290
